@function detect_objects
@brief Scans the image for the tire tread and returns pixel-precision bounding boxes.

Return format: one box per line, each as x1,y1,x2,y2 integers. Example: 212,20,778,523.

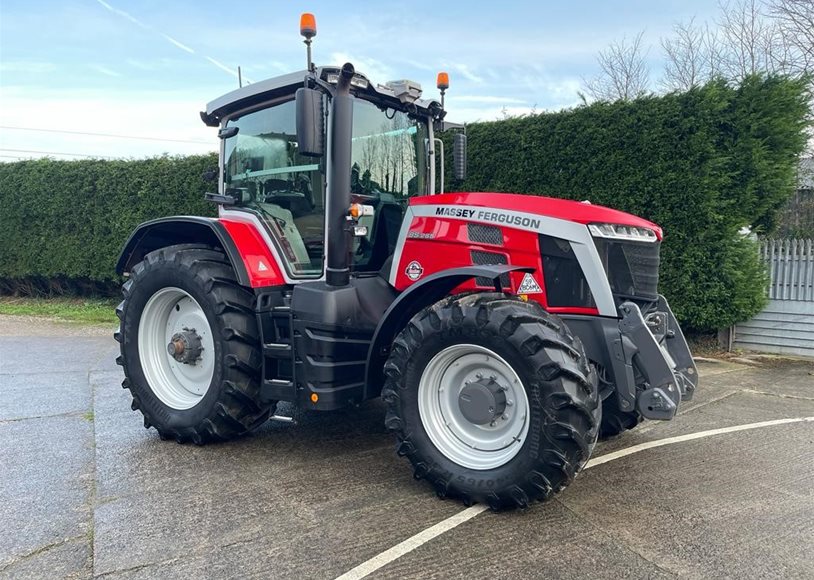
382,292,601,510
116,245,273,444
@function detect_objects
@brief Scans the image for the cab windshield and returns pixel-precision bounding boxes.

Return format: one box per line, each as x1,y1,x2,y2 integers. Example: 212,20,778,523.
350,99,428,199
349,99,429,271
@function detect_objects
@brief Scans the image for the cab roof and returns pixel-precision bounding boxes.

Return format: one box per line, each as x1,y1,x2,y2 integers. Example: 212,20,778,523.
201,66,442,127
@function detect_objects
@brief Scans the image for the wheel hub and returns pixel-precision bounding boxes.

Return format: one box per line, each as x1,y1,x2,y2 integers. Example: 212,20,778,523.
458,378,507,425
418,344,530,470
138,287,214,410
167,329,203,364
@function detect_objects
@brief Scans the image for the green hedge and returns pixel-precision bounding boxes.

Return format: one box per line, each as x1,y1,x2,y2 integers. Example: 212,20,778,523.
0,155,217,294
444,75,810,331
0,76,809,331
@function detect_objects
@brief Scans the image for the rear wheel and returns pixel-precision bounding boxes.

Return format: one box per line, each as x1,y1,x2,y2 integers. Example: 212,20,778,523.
382,293,601,510
115,244,274,443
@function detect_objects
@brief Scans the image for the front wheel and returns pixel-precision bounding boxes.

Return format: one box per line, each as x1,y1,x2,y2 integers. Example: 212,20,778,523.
382,293,601,510
598,393,642,439
115,244,274,443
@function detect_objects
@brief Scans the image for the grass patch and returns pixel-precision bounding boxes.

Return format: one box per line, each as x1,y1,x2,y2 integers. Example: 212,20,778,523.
0,296,118,325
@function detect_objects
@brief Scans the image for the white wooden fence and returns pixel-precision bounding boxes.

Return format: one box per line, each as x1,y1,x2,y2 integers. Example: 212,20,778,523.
733,239,814,357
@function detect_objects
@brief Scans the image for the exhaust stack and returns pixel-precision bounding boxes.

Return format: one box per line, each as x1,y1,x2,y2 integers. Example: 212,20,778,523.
325,62,355,287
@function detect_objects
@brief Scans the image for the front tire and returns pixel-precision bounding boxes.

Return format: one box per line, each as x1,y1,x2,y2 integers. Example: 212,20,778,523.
382,293,601,510
115,244,274,443
598,394,642,439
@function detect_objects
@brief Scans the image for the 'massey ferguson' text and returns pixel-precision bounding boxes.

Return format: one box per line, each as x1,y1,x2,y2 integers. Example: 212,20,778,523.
434,207,541,229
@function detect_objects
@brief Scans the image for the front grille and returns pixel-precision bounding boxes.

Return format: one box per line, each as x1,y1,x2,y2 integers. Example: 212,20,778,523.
539,235,595,307
594,238,660,300
471,250,510,287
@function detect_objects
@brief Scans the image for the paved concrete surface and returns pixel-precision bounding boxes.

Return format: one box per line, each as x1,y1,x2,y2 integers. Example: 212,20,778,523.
1,314,812,579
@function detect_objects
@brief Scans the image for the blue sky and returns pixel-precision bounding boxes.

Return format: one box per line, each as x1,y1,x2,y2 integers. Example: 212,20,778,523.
0,0,722,160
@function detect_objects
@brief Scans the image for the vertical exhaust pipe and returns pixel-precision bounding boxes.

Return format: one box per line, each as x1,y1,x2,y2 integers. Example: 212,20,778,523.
325,62,355,287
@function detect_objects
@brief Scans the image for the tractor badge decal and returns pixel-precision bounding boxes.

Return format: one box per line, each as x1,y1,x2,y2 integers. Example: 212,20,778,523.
518,273,543,294
405,261,424,281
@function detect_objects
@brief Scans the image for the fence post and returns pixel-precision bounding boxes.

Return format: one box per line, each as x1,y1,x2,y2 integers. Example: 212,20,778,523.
792,239,799,301
783,239,792,300
807,239,813,301
769,239,777,298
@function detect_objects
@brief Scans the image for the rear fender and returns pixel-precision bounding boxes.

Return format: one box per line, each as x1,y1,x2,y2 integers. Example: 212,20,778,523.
116,216,251,286
363,264,533,399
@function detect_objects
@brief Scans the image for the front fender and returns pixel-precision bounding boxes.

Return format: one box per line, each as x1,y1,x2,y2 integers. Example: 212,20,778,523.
116,216,251,286
363,264,534,399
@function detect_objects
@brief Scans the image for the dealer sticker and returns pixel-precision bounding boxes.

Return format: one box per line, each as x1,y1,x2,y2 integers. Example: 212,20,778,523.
405,261,424,281
518,273,542,294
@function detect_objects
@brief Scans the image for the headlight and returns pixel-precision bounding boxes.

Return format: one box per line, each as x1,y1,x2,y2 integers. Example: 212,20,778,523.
588,223,658,242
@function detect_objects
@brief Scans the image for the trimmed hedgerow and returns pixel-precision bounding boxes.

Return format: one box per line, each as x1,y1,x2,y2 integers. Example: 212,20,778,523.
443,75,810,330
0,76,809,330
0,154,217,294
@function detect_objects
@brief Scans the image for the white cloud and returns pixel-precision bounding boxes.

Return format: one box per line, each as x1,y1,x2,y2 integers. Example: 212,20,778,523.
447,105,539,124
0,86,217,161
452,95,528,105
0,61,57,74
161,34,195,54
330,52,392,83
396,58,436,72
447,63,484,84
92,0,255,84
90,65,122,78
204,56,238,78
94,0,148,30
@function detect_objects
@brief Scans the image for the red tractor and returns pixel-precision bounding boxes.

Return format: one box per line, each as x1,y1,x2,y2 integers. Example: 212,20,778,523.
115,15,697,509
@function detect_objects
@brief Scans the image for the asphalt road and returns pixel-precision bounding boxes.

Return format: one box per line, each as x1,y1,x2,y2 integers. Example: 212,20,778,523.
1,315,813,579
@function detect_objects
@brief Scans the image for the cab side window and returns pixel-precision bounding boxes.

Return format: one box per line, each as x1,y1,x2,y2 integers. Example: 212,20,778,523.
223,100,325,277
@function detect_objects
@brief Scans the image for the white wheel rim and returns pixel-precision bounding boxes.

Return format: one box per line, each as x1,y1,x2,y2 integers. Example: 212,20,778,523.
138,287,215,410
418,344,530,470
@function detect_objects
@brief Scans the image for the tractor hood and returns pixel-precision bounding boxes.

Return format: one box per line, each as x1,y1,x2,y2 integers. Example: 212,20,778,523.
411,192,663,240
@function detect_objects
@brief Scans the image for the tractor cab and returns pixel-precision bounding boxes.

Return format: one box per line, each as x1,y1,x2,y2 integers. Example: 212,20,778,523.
201,65,444,282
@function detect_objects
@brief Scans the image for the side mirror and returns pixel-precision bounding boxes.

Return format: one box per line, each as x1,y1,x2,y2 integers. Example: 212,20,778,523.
453,133,467,181
296,87,324,157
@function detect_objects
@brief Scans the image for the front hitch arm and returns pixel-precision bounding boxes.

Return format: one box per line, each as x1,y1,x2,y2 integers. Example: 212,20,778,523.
618,301,683,421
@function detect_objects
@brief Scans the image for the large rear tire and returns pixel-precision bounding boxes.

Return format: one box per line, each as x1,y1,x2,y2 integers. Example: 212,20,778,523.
382,293,601,510
115,244,273,443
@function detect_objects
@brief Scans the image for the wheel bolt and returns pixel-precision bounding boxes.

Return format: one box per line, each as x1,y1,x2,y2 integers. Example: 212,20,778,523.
507,399,514,406
501,414,508,420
